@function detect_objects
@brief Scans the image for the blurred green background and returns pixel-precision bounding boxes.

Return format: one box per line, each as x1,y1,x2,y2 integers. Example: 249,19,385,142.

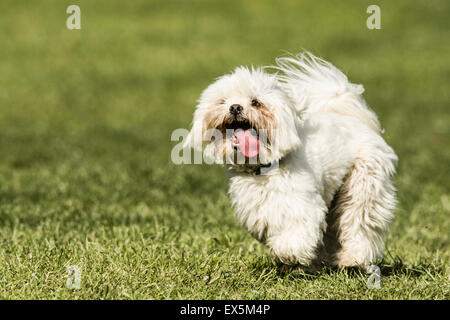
0,0,448,299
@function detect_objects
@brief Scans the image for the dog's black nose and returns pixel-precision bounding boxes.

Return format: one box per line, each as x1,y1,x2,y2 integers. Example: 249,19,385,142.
229,104,243,115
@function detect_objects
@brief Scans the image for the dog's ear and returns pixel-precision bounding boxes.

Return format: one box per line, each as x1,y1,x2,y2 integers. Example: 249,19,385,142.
184,108,224,164
184,109,203,152
263,98,302,163
275,111,302,157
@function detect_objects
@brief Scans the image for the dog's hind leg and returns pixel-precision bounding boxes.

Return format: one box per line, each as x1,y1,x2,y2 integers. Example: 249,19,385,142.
329,144,397,269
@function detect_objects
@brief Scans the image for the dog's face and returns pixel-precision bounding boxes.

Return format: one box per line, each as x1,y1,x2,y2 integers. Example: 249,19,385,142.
186,67,301,167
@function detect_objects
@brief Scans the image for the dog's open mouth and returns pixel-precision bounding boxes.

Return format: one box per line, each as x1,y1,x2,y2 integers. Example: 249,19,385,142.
224,119,253,131
224,120,260,158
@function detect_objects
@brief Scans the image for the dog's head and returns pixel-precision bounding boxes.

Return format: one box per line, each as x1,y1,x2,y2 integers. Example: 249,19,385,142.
185,67,301,167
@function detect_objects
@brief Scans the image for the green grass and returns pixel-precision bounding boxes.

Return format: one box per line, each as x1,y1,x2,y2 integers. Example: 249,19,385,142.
0,0,448,299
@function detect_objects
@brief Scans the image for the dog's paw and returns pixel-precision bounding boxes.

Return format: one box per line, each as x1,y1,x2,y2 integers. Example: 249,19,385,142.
334,249,370,270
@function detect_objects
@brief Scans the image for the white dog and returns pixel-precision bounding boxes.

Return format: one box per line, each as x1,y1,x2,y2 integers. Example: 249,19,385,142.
185,52,397,271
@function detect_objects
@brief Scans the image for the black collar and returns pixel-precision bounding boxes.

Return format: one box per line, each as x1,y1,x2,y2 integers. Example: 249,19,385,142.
228,159,281,176
254,162,273,175
233,161,277,176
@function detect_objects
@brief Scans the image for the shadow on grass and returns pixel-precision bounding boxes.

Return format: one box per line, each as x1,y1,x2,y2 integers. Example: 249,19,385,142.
249,255,444,280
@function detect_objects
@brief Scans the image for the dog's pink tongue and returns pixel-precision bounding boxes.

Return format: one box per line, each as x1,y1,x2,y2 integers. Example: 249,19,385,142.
235,130,259,158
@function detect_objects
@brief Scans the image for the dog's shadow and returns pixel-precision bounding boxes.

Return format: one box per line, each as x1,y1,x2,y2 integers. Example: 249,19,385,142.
251,256,441,280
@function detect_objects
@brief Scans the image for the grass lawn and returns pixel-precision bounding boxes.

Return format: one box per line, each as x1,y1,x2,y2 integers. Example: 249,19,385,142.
0,0,448,299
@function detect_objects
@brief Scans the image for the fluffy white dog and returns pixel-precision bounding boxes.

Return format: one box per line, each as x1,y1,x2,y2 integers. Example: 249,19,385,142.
185,52,397,271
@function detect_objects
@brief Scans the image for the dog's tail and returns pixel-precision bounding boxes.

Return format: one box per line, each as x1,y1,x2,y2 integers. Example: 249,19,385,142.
274,52,381,133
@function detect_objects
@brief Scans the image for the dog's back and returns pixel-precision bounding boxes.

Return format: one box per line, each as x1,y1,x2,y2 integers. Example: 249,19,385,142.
274,52,382,134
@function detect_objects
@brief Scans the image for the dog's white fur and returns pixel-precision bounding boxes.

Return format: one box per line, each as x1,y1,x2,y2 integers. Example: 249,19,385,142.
186,52,397,270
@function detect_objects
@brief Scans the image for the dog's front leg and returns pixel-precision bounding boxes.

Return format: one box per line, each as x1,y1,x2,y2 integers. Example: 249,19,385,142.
265,197,327,269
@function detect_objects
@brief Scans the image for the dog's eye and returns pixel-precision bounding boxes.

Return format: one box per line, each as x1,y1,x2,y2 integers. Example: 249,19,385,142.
251,99,261,107
219,99,226,105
